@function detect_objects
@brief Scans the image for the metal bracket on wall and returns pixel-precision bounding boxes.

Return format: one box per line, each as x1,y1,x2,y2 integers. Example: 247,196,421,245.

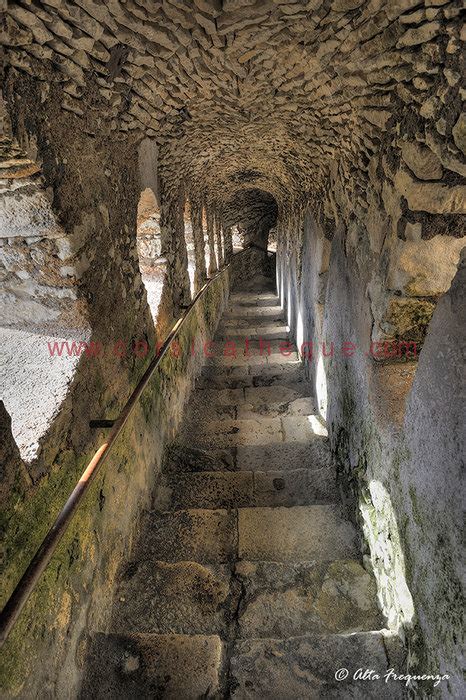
89,419,116,429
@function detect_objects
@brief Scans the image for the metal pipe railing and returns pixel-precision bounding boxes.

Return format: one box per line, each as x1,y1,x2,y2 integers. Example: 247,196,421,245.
0,244,266,647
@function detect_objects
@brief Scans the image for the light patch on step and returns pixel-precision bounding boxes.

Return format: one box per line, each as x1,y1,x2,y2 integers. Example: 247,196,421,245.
307,414,328,437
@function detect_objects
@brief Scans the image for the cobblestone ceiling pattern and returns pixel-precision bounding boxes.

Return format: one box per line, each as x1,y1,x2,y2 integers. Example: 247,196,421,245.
3,0,464,220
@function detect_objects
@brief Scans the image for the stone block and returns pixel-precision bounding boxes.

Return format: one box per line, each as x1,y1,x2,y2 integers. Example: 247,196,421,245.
238,505,359,562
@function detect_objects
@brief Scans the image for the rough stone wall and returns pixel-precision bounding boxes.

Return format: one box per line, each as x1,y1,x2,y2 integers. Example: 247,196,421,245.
401,252,465,696
0,99,86,328
136,187,161,266
277,210,330,413
271,5,465,690
221,188,278,250
0,68,155,694
279,209,464,697
0,270,227,697
8,0,464,238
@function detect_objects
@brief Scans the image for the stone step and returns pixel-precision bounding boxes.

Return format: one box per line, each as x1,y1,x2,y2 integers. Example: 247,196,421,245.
223,305,284,318
244,383,314,406
209,341,298,362
111,560,235,636
136,508,237,565
178,416,285,449
220,312,285,326
234,559,383,638
177,415,327,450
235,440,333,472
186,383,314,420
229,295,280,307
80,632,224,699
156,468,337,510
238,505,359,562
204,351,300,374
187,397,315,425
205,347,299,367
109,559,381,640
196,362,304,389
215,324,289,341
136,505,357,566
163,444,238,473
237,396,314,419
164,439,333,473
229,632,405,699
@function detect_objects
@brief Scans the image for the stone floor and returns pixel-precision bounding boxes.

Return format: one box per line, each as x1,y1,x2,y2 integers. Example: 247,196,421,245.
81,279,405,699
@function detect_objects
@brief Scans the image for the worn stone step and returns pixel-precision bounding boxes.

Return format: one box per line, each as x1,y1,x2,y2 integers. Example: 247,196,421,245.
205,348,299,368
204,351,300,374
111,560,236,636
136,509,237,565
238,505,359,562
196,363,304,389
177,414,328,450
137,505,356,568
209,337,295,353
187,384,315,422
236,440,333,472
235,559,383,638
110,558,382,640
229,632,405,699
178,417,284,449
157,468,337,510
163,444,238,473
80,632,224,699
215,324,289,341
237,396,315,419
220,312,285,327
200,384,314,406
229,294,280,307
244,382,313,405
223,305,284,318
164,438,333,474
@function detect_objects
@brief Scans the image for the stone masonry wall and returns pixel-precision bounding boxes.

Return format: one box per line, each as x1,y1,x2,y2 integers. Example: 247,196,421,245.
279,210,464,698
274,5,465,690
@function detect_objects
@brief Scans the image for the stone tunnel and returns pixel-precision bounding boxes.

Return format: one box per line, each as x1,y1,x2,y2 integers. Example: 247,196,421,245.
0,1,465,697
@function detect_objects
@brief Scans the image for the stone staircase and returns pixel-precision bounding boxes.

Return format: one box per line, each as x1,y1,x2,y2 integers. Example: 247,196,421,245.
81,280,405,699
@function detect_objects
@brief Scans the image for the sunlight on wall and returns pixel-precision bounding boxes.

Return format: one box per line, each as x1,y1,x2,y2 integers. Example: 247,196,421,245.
316,352,328,420
361,480,415,634
287,278,292,328
296,308,304,354
277,258,283,301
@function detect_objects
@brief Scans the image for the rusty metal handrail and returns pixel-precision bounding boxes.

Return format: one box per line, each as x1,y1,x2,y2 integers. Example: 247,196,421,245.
0,244,264,647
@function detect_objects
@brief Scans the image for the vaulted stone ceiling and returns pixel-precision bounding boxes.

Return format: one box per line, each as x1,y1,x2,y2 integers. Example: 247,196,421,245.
3,0,464,221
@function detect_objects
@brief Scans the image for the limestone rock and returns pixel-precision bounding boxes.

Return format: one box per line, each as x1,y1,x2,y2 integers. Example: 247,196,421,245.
399,140,443,180
397,21,441,47
387,235,466,296
452,112,466,155
394,169,466,214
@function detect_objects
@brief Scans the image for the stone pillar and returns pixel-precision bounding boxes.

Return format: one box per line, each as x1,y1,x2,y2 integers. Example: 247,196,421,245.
223,225,233,262
206,206,217,275
159,184,191,326
190,196,207,292
214,212,224,268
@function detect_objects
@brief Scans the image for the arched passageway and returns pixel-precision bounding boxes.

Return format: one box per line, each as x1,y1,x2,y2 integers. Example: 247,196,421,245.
1,2,464,698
